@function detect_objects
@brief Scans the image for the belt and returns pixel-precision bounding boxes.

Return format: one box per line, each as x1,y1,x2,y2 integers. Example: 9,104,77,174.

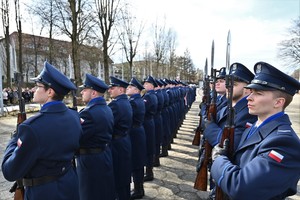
132,124,142,128
77,145,107,155
22,167,70,187
113,134,125,140
23,175,60,187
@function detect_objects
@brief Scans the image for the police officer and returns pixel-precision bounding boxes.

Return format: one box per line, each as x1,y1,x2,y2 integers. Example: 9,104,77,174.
204,63,257,150
203,63,258,198
126,77,146,199
142,75,158,182
215,67,228,111
153,79,164,167
77,74,115,200
211,62,300,200
158,79,171,157
108,76,132,200
2,62,81,200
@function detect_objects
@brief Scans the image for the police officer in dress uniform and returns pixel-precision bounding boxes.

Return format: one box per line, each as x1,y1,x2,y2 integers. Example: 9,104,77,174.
199,67,228,135
2,61,81,200
126,77,146,199
204,63,257,150
108,76,133,200
203,63,258,198
158,79,171,157
215,67,228,112
142,75,158,182
153,79,164,167
211,62,300,200
77,74,115,200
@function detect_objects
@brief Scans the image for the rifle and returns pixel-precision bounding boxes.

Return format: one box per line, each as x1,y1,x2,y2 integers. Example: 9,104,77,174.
69,78,78,111
68,55,78,111
215,30,234,200
194,41,217,191
9,72,26,200
192,58,210,146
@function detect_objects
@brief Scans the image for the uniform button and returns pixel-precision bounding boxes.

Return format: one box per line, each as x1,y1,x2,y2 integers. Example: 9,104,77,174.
62,167,65,172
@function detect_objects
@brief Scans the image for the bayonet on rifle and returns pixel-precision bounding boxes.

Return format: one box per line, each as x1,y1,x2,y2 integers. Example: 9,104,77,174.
10,72,26,200
68,55,78,111
192,58,208,146
215,30,234,200
194,40,216,191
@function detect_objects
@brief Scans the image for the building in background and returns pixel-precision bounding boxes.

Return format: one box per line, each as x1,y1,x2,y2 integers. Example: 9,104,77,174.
0,32,113,86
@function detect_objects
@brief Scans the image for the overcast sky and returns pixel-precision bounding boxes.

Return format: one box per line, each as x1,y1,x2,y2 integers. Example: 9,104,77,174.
1,0,299,74
131,0,299,73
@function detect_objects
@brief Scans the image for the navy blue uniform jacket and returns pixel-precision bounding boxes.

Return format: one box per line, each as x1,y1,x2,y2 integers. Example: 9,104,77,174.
143,90,158,158
108,94,133,188
128,93,146,169
77,97,115,200
211,114,300,200
204,96,257,150
2,101,81,200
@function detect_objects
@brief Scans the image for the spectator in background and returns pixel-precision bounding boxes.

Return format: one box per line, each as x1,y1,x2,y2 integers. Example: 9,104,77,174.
2,88,8,105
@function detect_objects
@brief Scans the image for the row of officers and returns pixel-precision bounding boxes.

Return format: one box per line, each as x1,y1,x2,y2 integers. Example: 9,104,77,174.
1,61,196,200
195,62,300,199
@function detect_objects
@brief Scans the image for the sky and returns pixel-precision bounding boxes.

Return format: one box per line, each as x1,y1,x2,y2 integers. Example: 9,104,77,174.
0,0,299,75
130,0,300,74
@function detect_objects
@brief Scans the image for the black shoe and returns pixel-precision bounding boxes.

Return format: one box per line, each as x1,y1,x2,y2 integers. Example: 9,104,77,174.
130,183,144,199
153,156,160,167
159,146,168,157
143,167,154,182
143,174,154,182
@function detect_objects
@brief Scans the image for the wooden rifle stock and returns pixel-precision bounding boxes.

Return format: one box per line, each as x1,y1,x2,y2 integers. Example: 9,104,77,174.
215,127,234,200
194,140,211,190
192,95,207,146
194,103,216,191
10,72,26,200
192,116,202,146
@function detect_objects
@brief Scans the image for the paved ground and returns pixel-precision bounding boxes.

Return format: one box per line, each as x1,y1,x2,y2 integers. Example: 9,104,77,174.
0,93,299,200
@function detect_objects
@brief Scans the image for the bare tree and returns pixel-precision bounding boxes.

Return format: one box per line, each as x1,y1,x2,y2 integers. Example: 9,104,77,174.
94,0,120,83
152,19,168,78
55,0,95,85
27,16,44,77
278,17,300,69
1,0,11,86
117,4,144,78
166,28,177,78
26,0,60,64
142,41,152,78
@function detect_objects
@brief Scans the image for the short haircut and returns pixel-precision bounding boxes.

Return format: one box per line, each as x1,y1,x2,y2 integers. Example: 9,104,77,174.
44,84,65,101
272,90,293,110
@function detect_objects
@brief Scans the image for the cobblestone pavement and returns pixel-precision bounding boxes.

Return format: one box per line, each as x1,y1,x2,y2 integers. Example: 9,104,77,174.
0,94,299,200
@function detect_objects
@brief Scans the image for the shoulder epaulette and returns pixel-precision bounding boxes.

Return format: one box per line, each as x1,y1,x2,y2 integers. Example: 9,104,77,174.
23,113,43,124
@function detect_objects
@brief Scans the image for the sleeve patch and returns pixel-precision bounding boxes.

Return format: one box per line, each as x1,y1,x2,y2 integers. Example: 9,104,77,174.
268,150,284,163
17,138,23,148
80,118,85,124
245,122,253,128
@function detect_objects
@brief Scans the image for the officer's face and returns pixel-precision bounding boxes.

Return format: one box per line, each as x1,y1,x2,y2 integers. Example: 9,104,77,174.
108,86,123,98
216,79,226,95
143,82,154,91
247,89,281,121
80,88,93,103
231,81,248,102
32,83,49,104
126,85,139,96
